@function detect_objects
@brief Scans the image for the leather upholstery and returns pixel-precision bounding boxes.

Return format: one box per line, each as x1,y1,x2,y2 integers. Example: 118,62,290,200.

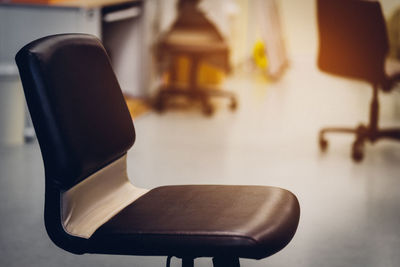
317,0,389,84
15,34,135,190
89,185,300,259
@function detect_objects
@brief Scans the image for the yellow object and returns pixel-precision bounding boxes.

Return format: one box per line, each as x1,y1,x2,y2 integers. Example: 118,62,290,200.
125,97,150,119
197,62,224,85
253,40,268,70
165,56,225,87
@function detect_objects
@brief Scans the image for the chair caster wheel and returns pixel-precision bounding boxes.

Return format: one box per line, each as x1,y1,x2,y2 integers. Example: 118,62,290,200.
352,140,364,162
319,137,328,151
203,104,215,116
229,98,238,111
153,97,165,113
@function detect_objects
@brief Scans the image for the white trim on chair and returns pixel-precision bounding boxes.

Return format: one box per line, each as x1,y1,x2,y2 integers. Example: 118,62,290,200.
61,155,149,238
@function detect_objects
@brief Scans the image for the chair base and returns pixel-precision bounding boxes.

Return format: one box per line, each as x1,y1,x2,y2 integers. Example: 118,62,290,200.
318,84,400,162
319,125,400,162
154,86,237,116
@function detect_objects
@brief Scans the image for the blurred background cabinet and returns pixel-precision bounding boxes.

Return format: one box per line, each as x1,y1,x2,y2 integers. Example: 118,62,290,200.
0,0,145,145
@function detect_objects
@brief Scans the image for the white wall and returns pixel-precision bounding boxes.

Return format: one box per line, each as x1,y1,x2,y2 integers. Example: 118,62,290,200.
278,0,317,60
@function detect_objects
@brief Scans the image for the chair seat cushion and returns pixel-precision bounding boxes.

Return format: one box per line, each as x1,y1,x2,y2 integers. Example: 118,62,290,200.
88,185,300,259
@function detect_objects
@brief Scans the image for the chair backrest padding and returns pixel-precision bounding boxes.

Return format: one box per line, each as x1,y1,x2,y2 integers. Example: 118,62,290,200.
317,0,389,84
16,34,135,190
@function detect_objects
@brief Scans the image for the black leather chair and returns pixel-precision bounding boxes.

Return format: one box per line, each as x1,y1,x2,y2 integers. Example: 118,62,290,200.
317,0,400,161
15,34,300,267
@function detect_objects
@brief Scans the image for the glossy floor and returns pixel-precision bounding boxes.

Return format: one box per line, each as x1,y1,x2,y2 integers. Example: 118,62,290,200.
1,59,400,267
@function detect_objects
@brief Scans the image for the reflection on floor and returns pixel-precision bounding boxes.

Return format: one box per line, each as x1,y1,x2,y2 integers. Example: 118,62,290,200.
1,59,400,267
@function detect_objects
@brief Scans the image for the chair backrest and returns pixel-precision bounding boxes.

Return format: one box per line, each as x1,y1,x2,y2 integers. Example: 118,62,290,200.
173,0,223,40
317,0,389,84
15,34,135,253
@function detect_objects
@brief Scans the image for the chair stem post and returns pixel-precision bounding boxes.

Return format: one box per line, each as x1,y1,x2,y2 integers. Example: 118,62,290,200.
369,84,379,134
212,257,240,267
181,258,194,267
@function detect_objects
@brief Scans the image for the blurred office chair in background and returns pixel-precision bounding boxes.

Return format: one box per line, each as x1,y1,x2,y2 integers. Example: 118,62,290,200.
317,0,400,162
16,34,300,267
154,0,237,116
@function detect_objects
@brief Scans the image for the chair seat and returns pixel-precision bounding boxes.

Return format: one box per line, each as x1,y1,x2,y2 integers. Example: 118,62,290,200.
88,185,300,259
